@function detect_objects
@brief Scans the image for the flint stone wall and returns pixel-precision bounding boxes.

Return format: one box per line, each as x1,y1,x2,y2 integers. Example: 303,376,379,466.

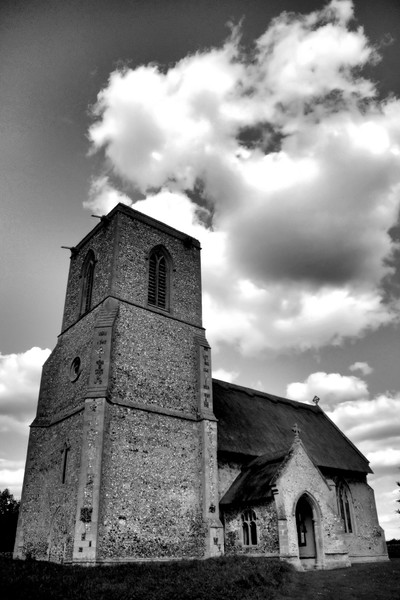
37,308,99,419
98,406,204,560
109,304,201,417
345,480,387,560
223,501,279,556
14,413,83,562
217,458,245,501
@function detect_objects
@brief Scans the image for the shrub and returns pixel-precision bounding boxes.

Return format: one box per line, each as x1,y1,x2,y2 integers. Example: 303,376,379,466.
0,489,20,553
387,539,400,558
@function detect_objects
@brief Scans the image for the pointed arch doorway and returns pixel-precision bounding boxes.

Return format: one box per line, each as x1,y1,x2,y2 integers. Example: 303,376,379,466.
295,494,318,567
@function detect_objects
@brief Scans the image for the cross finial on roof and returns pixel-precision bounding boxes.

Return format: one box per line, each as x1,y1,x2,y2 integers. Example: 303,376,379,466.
292,423,301,439
312,395,320,405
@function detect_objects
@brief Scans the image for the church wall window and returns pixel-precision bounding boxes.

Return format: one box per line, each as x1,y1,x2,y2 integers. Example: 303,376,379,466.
148,246,170,310
79,250,96,316
69,356,82,382
241,509,258,546
337,482,353,533
61,443,70,484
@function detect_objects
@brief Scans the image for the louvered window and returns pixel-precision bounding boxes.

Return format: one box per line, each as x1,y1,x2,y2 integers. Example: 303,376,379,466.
80,250,95,315
148,248,169,310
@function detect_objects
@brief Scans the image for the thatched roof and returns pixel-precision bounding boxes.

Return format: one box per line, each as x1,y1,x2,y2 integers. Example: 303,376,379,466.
220,455,284,506
213,379,371,474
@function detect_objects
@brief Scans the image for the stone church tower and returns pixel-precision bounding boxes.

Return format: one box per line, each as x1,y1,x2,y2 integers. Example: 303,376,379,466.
14,204,223,563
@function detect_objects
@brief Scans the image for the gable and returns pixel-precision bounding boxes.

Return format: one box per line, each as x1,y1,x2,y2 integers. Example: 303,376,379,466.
220,439,330,506
213,379,371,474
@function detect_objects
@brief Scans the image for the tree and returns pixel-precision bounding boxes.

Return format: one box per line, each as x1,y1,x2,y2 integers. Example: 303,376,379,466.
397,481,400,515
0,488,20,552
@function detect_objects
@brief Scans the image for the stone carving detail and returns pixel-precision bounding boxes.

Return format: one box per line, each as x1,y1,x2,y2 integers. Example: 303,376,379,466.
87,301,119,396
94,358,104,384
200,346,212,411
80,507,93,523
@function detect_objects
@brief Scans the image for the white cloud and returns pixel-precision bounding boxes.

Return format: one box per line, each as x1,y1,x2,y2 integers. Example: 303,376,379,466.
87,1,400,354
0,347,50,497
133,189,212,239
365,449,400,473
0,414,30,436
368,472,400,540
287,371,368,409
349,361,373,376
0,460,25,498
0,347,50,421
212,368,239,383
84,175,132,215
327,393,400,447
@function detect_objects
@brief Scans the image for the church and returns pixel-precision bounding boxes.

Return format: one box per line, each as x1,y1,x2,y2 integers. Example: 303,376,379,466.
14,203,388,569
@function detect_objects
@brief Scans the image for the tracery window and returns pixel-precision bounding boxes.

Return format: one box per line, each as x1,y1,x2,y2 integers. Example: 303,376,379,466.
80,250,95,315
148,246,170,310
337,481,353,533
241,509,258,546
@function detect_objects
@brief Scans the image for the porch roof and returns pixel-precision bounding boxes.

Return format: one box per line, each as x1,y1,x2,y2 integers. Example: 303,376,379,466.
220,454,285,506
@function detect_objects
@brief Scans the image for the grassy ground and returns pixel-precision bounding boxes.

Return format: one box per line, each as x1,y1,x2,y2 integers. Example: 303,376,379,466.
0,556,398,600
0,555,292,600
279,559,400,600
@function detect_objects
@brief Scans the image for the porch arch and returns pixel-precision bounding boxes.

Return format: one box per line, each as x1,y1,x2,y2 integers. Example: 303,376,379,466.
293,492,324,568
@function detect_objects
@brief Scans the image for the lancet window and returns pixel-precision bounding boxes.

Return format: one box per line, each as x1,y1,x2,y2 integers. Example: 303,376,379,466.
337,481,353,533
80,250,95,315
241,509,258,546
61,442,70,484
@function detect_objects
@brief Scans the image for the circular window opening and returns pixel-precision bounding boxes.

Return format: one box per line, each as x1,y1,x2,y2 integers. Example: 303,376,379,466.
70,357,82,382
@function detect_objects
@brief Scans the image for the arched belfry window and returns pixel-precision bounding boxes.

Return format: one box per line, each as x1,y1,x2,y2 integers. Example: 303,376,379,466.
148,246,170,310
337,481,353,533
241,509,258,546
80,250,95,315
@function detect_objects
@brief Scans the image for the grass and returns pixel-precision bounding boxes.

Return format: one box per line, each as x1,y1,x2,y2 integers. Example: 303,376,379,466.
1,556,399,600
0,555,292,600
278,558,400,600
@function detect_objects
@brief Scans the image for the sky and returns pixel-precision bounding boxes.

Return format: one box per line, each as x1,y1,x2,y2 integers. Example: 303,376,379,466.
1,0,400,539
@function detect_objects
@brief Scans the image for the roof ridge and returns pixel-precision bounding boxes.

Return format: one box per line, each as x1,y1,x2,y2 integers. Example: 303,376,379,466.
317,406,372,470
248,452,288,468
213,379,371,474
212,378,319,412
